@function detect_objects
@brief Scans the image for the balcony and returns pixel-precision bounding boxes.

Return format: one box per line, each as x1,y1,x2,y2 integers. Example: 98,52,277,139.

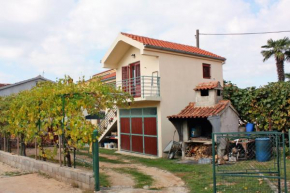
115,76,160,101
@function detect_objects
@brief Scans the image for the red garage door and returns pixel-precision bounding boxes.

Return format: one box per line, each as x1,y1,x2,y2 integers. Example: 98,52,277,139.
120,108,158,156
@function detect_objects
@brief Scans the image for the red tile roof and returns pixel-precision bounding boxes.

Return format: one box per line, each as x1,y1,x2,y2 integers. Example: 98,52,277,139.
167,100,230,119
121,32,225,61
0,83,10,88
101,72,116,80
93,69,115,77
194,81,220,90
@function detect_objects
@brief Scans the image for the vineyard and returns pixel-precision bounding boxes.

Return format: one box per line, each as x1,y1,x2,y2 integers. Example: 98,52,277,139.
0,76,132,165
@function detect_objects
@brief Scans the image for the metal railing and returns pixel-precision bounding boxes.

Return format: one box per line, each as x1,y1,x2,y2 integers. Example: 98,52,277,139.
212,132,287,193
98,107,117,135
114,76,160,98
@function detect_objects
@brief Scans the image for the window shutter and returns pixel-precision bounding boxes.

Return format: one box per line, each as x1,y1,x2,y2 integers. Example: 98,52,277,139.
136,63,140,77
122,66,129,80
122,66,129,92
203,64,211,79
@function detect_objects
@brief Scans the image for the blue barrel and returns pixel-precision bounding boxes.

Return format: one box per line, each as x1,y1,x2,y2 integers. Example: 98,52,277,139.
246,123,254,132
255,138,271,162
191,128,196,138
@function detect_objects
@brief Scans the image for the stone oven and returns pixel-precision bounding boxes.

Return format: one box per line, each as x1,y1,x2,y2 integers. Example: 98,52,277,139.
167,81,239,159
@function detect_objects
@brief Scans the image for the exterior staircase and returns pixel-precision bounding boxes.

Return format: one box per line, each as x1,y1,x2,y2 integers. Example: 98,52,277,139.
98,107,118,143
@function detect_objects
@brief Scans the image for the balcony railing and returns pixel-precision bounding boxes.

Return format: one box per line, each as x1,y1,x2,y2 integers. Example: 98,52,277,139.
115,76,160,98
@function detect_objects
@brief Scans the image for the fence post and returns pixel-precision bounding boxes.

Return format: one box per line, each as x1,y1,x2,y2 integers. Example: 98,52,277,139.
61,95,66,166
287,129,290,155
92,129,100,191
212,132,216,193
3,135,6,152
283,133,288,193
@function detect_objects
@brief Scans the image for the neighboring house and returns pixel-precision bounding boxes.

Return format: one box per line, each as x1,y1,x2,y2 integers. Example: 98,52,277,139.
100,32,226,157
0,75,52,96
0,83,10,88
92,69,116,85
167,81,239,158
86,70,117,128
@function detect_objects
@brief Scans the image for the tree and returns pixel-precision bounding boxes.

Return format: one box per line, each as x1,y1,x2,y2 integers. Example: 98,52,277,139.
261,37,290,82
223,80,290,131
223,81,255,124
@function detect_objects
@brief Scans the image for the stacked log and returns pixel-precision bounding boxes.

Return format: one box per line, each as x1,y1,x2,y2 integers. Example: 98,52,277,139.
185,143,212,159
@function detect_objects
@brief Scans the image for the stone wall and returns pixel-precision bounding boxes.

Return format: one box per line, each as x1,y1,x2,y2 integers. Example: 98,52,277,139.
0,151,95,190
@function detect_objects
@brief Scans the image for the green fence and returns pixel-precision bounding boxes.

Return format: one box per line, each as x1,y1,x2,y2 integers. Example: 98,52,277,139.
212,132,287,193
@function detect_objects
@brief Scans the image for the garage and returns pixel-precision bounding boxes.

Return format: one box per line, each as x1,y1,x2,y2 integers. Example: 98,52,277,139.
119,107,158,156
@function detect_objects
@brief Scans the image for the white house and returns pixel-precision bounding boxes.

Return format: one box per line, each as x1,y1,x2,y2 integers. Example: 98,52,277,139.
99,32,226,157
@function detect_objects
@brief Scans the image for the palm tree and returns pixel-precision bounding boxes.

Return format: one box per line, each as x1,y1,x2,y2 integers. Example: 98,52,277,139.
261,37,290,81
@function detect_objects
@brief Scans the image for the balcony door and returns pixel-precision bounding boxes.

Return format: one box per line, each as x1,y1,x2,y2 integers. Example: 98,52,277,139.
130,62,141,97
122,62,141,97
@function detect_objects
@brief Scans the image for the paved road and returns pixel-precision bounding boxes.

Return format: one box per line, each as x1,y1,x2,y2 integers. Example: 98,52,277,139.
0,162,83,193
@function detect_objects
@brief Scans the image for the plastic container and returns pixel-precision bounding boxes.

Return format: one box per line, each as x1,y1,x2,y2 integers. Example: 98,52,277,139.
191,127,201,138
255,138,271,162
246,123,254,132
198,158,212,164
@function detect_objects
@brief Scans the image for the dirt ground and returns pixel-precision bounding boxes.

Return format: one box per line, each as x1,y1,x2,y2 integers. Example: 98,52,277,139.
0,162,83,193
5,148,189,192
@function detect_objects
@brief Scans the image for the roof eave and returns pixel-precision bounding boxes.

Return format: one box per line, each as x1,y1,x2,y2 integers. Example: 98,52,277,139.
0,76,53,91
144,44,226,62
101,77,116,82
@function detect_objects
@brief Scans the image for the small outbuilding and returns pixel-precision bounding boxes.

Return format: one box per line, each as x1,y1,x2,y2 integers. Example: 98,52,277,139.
167,81,239,159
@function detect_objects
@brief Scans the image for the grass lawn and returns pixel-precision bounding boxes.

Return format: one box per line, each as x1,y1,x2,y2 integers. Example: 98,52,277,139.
96,149,290,193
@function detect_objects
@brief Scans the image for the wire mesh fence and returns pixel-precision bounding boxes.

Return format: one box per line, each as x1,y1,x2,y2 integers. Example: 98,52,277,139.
212,132,287,193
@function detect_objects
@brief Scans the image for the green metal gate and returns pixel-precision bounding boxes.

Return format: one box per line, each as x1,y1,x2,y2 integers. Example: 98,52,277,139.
212,132,287,193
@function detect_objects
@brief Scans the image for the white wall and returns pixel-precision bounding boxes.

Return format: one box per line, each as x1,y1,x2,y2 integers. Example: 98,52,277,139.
156,51,223,156
220,107,239,133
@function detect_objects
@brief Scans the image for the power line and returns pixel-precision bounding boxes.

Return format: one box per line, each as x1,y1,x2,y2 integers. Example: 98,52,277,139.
200,30,290,36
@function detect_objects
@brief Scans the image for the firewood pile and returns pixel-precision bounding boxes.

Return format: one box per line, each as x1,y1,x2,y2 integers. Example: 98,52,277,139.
185,143,212,159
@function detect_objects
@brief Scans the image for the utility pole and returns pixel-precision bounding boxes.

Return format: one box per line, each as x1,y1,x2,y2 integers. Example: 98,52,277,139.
196,29,200,48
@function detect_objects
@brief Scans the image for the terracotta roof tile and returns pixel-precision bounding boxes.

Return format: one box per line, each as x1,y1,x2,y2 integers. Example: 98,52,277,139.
101,72,116,80
93,69,116,77
194,81,220,90
167,100,230,119
0,83,10,88
121,32,226,61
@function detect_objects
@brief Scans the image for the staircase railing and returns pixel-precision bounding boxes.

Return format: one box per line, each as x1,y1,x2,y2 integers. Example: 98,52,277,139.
98,106,117,135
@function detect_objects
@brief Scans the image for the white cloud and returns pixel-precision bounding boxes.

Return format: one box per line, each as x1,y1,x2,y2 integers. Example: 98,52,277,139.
0,0,290,87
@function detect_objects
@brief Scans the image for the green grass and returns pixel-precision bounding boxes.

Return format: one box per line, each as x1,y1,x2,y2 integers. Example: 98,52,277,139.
114,168,154,189
99,172,111,187
76,150,127,164
3,171,23,177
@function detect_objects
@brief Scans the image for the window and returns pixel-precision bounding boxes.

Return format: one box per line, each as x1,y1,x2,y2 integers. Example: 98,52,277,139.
201,90,209,96
217,90,221,96
203,64,211,79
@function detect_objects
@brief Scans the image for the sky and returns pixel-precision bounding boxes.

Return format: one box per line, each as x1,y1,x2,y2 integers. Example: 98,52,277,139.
0,0,290,88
